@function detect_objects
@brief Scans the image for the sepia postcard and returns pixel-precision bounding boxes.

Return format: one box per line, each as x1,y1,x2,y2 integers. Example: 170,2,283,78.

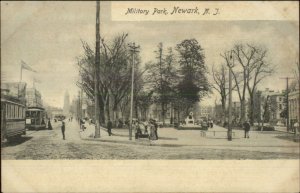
1,1,299,192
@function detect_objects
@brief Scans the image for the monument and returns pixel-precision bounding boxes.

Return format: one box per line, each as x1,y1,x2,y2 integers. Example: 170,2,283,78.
178,112,204,130
185,112,195,126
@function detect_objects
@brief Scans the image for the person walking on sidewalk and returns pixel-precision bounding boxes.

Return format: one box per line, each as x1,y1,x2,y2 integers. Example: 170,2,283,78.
243,120,251,138
61,121,66,140
149,119,158,140
48,119,52,130
107,120,112,136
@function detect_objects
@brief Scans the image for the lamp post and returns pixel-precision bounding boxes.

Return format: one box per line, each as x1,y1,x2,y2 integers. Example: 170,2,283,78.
228,50,234,141
128,42,140,140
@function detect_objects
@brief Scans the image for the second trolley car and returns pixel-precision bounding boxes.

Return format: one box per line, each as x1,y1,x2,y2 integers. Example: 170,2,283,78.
25,107,46,130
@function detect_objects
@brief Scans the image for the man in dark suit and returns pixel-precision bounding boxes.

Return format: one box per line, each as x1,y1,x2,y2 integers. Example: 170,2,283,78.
61,121,66,140
243,120,251,138
107,120,112,136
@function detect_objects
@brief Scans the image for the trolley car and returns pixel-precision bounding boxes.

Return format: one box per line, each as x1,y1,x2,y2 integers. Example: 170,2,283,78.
25,107,46,130
1,95,26,141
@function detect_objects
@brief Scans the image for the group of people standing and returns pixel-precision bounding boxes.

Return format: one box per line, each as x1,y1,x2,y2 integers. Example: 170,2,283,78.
132,119,159,140
105,119,159,140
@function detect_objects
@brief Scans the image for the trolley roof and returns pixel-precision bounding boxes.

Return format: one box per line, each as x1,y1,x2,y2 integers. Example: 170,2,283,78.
27,107,45,111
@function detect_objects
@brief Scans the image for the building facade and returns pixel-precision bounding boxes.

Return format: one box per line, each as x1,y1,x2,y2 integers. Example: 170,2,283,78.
63,91,70,115
289,89,299,125
269,93,285,121
254,88,285,125
26,88,43,108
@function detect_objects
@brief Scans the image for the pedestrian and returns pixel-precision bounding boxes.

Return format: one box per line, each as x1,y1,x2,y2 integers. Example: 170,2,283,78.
294,121,299,134
144,122,149,135
153,120,158,139
61,121,66,140
149,120,157,140
107,120,112,136
48,119,52,130
135,122,142,139
243,120,251,138
210,120,214,128
80,119,85,130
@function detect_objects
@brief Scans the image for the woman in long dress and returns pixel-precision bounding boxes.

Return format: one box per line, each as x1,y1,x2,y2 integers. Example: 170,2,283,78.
149,120,157,140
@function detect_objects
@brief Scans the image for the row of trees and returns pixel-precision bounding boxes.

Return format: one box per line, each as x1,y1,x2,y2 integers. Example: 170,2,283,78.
76,33,210,125
212,44,275,125
145,40,209,124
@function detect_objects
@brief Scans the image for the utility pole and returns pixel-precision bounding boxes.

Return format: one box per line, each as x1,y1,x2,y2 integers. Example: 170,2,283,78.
297,62,300,136
78,91,81,120
227,51,234,141
80,89,83,118
280,77,295,132
128,42,140,140
94,1,101,138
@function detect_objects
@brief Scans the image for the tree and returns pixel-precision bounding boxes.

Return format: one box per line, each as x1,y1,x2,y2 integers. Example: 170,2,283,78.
145,43,178,125
135,90,153,121
211,64,232,123
176,39,210,114
221,44,274,124
77,34,138,124
246,45,274,125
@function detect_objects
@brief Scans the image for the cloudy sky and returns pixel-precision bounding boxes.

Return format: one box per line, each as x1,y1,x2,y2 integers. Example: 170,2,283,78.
1,1,299,108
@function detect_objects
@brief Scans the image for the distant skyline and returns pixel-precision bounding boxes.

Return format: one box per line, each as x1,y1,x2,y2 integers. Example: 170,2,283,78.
1,1,299,108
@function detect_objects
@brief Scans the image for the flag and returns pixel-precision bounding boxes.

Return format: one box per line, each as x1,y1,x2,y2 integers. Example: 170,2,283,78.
21,60,36,72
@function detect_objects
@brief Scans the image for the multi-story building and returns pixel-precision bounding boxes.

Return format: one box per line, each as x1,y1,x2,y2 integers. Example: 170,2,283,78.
269,93,285,121
63,91,70,115
289,89,299,126
252,88,285,125
199,105,214,120
1,82,27,104
26,88,43,108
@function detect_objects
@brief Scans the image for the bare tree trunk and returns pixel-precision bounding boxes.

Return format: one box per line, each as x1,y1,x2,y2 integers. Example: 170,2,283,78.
99,96,105,124
249,96,255,126
135,101,138,120
170,103,173,124
221,96,226,124
240,99,246,123
105,96,110,122
161,102,165,125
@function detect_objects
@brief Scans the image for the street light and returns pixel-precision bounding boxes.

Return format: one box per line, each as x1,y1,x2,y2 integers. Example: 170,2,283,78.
128,42,140,140
227,50,234,141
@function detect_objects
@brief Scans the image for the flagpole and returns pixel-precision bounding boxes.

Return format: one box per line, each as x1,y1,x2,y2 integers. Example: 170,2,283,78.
20,65,23,82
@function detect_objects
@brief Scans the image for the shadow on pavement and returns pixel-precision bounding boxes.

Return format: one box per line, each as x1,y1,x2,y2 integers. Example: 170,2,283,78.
275,135,300,142
2,136,33,147
205,137,242,139
158,137,178,140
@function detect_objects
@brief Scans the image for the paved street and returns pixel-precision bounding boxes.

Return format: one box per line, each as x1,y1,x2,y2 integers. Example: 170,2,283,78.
1,120,299,159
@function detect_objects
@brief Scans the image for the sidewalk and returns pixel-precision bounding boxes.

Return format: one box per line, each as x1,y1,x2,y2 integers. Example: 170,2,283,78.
78,123,299,154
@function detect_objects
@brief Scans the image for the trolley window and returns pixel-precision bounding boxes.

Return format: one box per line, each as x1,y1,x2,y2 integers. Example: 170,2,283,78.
6,104,8,118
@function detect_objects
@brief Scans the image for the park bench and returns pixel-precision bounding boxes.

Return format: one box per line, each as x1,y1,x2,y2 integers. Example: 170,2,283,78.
200,130,235,137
